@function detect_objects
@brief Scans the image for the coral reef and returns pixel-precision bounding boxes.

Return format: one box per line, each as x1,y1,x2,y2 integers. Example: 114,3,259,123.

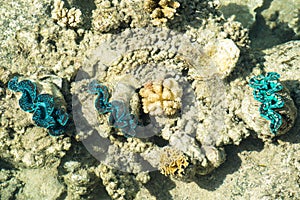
139,78,183,116
159,147,189,176
144,0,180,25
2,0,300,199
73,26,247,184
51,0,82,28
8,76,69,136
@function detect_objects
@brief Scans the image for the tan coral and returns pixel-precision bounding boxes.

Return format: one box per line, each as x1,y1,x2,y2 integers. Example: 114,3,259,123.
159,147,189,176
139,78,182,116
144,0,180,26
91,1,122,33
51,0,82,28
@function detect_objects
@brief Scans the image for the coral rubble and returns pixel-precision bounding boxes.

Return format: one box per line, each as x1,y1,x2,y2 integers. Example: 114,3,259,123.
51,0,82,28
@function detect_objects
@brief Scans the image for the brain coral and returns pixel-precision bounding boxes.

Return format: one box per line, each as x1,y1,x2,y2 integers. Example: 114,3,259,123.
139,77,183,116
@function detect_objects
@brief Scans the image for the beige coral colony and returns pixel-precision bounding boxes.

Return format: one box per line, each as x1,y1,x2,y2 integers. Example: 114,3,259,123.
139,78,183,116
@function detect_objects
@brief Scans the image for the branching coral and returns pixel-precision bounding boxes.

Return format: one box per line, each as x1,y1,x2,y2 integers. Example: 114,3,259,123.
159,146,189,177
144,0,180,26
51,0,82,28
248,72,285,134
88,80,138,137
139,78,183,116
8,76,69,136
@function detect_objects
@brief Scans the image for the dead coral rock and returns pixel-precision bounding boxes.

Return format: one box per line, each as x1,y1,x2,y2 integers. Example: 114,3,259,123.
199,39,240,79
91,0,124,33
17,168,65,199
202,145,226,169
219,0,263,29
51,0,82,28
144,0,180,26
95,164,139,200
139,77,183,116
159,147,189,177
63,167,96,199
261,0,300,37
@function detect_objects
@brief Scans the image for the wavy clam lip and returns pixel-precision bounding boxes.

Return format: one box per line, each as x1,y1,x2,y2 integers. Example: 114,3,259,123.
249,72,286,134
241,72,297,140
88,80,138,138
8,76,69,136
8,76,37,112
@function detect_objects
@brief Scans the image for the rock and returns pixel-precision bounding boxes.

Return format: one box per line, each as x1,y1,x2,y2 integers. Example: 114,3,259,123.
219,0,263,28
261,0,300,37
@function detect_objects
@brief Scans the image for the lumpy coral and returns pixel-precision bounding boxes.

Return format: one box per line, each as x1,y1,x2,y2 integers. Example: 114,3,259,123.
91,0,123,33
139,78,183,116
144,0,180,26
51,0,82,28
159,146,189,177
8,76,69,136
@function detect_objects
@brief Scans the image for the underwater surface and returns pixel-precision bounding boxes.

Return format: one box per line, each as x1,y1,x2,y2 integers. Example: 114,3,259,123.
0,0,300,199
